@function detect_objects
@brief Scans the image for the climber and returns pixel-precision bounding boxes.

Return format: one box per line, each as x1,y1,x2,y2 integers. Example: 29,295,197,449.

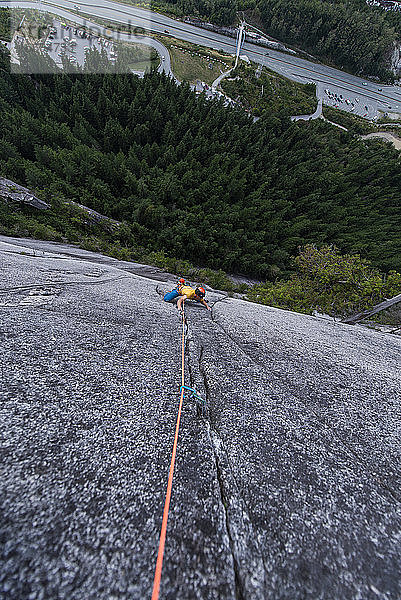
163,279,211,311
177,284,211,312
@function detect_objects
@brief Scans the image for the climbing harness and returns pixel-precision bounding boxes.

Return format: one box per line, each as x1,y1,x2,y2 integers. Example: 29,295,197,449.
151,309,206,600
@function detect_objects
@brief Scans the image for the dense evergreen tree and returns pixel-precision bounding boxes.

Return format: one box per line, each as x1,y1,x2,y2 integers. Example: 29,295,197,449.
0,45,400,277
258,0,397,80
151,0,237,26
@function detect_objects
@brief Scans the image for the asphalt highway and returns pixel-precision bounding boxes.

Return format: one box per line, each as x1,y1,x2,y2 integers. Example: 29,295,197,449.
4,0,173,75
4,0,401,117
1,236,401,599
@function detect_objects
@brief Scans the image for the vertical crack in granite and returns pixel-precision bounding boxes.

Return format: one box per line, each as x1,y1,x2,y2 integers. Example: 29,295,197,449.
207,427,266,600
198,345,212,422
198,346,210,402
185,331,194,389
185,316,266,599
185,319,207,419
213,436,246,600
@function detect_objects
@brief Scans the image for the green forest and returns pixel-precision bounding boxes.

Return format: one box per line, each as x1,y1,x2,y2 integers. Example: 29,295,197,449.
257,0,398,80
150,0,238,25
0,40,400,278
156,0,400,79
0,5,10,41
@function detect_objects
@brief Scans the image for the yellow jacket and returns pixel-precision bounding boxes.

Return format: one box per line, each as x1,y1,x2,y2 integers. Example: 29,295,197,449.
179,285,197,299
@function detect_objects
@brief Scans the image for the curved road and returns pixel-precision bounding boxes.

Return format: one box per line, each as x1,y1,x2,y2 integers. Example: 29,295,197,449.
4,0,401,117
4,0,173,75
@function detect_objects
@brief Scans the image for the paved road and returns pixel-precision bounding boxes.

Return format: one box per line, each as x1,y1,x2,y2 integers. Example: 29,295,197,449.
211,67,232,91
291,85,322,122
4,0,401,117
1,235,401,599
361,131,401,149
5,1,173,75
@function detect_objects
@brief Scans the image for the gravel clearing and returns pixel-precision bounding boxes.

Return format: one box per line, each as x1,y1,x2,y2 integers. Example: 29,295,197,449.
1,236,400,600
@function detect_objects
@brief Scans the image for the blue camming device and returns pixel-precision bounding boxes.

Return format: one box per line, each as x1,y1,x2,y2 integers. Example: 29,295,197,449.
180,385,207,417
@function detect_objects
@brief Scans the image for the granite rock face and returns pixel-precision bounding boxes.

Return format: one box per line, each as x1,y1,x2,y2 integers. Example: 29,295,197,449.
0,236,400,600
0,178,50,210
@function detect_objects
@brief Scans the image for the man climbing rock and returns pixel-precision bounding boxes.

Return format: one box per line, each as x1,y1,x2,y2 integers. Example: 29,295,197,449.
163,279,211,311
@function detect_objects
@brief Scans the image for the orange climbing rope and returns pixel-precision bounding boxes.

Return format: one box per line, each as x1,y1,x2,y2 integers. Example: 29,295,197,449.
151,310,186,600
